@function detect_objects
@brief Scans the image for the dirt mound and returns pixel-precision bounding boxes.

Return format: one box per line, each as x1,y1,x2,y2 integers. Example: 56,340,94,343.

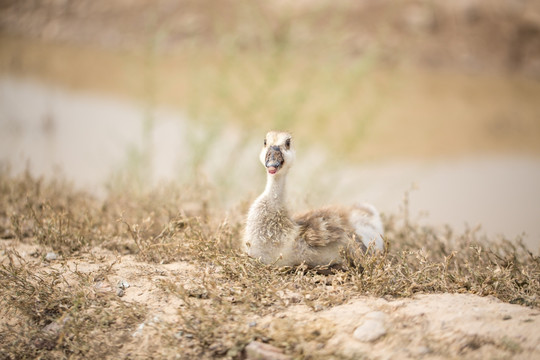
261,293,540,359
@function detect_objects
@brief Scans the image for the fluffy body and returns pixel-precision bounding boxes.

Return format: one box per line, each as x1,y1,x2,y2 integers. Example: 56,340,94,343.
244,131,384,267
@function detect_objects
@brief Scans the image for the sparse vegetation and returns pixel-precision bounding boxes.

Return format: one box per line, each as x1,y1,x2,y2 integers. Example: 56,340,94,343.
1,171,538,359
0,250,146,359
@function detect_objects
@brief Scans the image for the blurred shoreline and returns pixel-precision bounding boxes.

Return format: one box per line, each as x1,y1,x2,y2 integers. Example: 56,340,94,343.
2,34,540,162
1,0,540,76
1,75,539,251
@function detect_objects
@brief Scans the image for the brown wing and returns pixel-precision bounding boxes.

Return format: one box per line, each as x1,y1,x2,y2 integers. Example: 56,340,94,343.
294,207,355,247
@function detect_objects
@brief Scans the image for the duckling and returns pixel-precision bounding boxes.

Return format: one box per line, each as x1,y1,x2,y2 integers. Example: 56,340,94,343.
244,131,384,267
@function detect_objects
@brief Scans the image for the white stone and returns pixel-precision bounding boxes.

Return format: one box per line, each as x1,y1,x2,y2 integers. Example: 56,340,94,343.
353,311,387,342
244,341,291,360
45,252,58,261
117,279,130,289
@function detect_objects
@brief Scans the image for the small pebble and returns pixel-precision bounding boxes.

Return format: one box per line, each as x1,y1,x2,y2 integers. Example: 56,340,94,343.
45,252,58,261
353,311,387,342
244,341,291,360
43,321,62,334
132,322,145,337
117,288,125,297
95,281,113,293
416,346,431,355
117,280,130,289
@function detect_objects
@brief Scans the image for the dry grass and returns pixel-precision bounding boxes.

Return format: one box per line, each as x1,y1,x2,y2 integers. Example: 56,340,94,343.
1,171,539,359
0,251,146,359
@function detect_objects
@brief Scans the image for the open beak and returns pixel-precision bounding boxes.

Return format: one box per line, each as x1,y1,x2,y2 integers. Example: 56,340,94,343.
265,146,284,175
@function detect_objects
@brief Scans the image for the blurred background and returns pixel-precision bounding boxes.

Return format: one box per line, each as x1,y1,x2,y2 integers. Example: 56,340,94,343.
1,0,539,250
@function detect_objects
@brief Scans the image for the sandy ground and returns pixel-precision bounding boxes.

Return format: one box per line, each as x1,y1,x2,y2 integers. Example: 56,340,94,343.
2,240,539,359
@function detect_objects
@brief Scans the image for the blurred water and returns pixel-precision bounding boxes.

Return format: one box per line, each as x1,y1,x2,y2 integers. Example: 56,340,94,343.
333,158,540,251
0,76,144,188
0,76,260,195
1,76,539,251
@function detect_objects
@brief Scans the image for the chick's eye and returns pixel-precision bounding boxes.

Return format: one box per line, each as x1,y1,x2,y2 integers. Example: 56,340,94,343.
285,138,291,149
264,139,267,147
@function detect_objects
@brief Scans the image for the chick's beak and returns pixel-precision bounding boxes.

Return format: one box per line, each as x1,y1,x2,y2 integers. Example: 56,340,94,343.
265,146,284,174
